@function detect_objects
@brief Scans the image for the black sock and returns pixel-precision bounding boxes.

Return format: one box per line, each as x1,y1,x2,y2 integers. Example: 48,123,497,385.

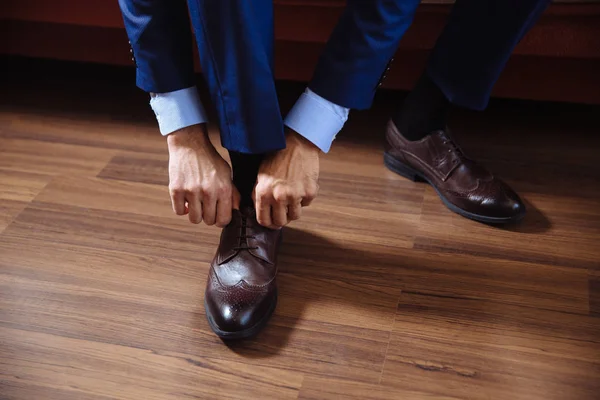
392,72,450,141
228,151,264,208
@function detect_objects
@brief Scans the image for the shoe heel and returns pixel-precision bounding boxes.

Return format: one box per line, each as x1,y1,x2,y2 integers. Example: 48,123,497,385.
384,152,424,182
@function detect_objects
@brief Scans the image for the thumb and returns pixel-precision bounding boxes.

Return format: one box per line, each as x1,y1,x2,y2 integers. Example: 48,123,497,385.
232,185,241,210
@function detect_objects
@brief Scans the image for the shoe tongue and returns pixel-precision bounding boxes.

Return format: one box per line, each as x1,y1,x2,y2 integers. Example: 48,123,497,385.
435,129,452,142
239,206,256,218
239,206,279,265
430,130,465,180
217,206,277,265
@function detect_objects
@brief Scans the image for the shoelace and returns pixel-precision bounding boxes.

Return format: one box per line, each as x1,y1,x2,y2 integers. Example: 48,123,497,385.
439,132,465,165
233,214,258,251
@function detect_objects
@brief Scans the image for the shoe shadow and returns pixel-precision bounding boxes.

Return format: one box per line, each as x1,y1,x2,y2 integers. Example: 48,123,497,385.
486,197,552,234
222,226,397,358
500,198,552,234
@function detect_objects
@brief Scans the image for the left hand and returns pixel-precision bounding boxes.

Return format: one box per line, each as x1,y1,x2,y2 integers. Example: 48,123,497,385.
254,129,320,229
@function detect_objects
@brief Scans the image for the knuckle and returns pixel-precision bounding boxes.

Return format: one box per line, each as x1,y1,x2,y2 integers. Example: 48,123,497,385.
169,186,184,196
273,191,287,203
200,185,214,199
292,192,303,202
258,189,271,201
185,187,199,198
216,211,232,228
217,184,230,197
256,181,273,195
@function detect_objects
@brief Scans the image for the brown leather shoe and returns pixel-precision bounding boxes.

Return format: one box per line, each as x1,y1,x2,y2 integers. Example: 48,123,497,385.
384,120,525,224
204,207,281,340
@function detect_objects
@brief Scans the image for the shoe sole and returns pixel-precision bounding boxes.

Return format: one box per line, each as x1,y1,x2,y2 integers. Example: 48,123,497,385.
204,289,278,341
384,152,525,224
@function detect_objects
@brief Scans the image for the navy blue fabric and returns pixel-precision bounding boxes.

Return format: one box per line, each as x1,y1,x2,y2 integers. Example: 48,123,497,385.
310,0,421,110
186,0,285,154
311,0,550,111
118,0,196,93
119,0,284,154
118,0,550,153
426,0,551,110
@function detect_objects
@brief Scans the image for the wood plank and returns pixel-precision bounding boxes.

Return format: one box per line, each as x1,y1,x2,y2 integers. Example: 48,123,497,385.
0,165,50,233
380,292,600,400
0,138,115,176
97,154,168,186
0,231,400,384
1,382,115,400
590,277,600,317
32,175,173,218
3,112,166,155
0,327,302,400
415,188,600,269
4,201,218,262
0,199,27,234
277,227,589,314
298,375,460,400
0,168,52,202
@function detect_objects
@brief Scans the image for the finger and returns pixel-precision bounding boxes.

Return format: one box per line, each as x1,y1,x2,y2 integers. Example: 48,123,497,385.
202,197,217,226
215,196,232,228
272,203,288,227
232,186,241,210
186,195,202,224
287,202,302,221
301,183,319,207
170,189,187,215
256,196,272,227
300,197,314,207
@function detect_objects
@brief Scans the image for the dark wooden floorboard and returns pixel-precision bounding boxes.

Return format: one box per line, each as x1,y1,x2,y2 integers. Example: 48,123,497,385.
1,62,599,399
381,293,600,400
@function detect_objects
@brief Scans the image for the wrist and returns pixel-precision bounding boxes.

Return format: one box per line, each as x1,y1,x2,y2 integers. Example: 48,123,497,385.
285,128,320,153
167,124,211,149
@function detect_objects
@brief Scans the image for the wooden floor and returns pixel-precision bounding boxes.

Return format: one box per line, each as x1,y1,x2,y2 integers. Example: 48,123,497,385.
1,59,599,400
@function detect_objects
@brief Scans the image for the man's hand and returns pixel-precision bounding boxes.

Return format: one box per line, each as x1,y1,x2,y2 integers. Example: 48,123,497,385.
167,124,240,227
254,129,320,229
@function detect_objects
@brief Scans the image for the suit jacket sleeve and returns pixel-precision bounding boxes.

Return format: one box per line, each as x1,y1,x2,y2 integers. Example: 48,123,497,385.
119,0,196,93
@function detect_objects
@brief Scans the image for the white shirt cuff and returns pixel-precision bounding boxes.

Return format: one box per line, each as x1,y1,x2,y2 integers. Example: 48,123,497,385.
150,87,208,135
284,88,350,153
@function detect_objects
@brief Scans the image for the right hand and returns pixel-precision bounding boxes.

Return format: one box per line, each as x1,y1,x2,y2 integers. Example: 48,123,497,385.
254,129,320,229
167,124,240,227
